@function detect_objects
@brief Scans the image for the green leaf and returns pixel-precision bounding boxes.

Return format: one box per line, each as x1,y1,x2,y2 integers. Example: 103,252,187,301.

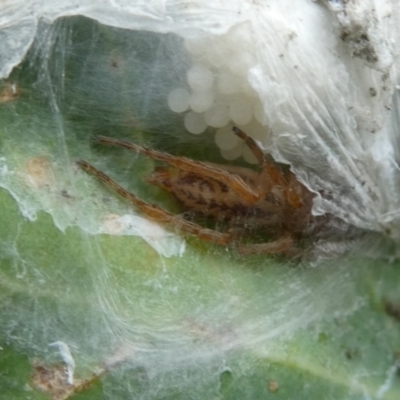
0,15,399,400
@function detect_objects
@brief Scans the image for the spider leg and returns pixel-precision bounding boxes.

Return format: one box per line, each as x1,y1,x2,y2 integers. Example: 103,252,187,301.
232,127,272,167
237,234,295,256
232,127,287,187
233,128,306,209
77,160,233,245
94,136,262,204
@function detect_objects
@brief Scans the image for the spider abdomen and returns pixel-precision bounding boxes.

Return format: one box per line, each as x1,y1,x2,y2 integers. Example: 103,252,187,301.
146,164,285,229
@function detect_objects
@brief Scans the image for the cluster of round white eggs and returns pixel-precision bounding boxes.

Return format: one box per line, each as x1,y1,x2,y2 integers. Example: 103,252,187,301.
167,26,270,164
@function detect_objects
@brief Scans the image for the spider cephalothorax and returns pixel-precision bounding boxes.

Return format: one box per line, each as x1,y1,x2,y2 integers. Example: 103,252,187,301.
78,128,319,255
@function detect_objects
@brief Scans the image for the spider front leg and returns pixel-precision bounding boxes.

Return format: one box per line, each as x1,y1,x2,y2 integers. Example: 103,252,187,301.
237,234,296,256
233,127,307,210
77,160,233,245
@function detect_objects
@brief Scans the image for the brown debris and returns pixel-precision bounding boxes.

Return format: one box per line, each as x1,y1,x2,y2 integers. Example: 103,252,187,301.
26,157,55,188
0,82,19,104
267,380,279,392
32,362,104,400
384,298,400,323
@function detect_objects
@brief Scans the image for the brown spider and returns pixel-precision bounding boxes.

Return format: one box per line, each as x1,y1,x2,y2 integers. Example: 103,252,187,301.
77,128,318,255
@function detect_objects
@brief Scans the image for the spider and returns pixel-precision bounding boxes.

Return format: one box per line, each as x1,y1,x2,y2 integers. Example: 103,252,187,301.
77,128,319,256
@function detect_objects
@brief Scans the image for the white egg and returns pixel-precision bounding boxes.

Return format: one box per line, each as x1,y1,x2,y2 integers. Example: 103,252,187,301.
229,96,253,126
204,102,230,128
220,141,245,161
184,111,207,134
217,71,242,95
243,144,259,164
167,88,190,113
187,64,214,92
253,100,265,124
189,90,214,113
215,125,240,150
